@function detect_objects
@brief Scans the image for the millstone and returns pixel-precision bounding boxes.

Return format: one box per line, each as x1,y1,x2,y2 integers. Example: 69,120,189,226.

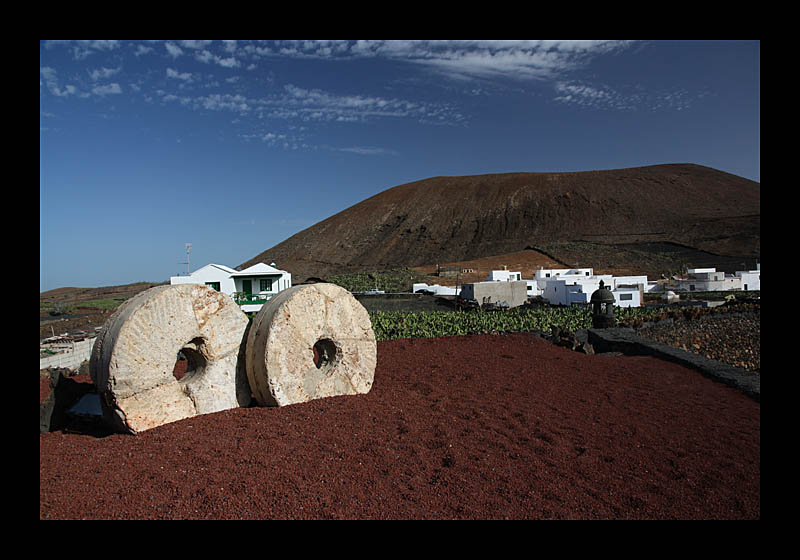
245,283,376,407
90,284,250,433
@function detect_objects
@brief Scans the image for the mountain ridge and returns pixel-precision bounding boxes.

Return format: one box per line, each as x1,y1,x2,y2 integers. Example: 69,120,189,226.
240,163,760,280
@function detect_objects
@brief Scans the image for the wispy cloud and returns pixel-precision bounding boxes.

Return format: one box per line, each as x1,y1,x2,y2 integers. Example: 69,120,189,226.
166,67,194,82
91,83,122,96
154,80,463,126
194,48,241,68
337,146,399,156
40,67,77,97
275,84,460,123
165,41,183,59
41,40,692,153
244,40,634,82
89,66,121,81
553,80,700,111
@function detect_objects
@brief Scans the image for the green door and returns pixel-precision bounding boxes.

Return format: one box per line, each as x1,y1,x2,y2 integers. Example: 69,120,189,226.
242,279,252,294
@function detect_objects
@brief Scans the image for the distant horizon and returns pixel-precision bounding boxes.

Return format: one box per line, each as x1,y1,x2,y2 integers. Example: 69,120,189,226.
41,40,759,292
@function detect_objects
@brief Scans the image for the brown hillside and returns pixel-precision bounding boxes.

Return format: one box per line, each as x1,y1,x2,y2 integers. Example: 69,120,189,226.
241,164,760,280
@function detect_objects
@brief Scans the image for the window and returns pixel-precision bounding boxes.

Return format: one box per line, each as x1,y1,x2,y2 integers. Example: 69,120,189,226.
205,282,220,291
620,293,633,301
260,278,273,292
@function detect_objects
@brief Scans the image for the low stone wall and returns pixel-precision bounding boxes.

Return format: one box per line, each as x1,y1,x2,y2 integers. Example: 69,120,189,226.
40,338,96,370
587,328,760,401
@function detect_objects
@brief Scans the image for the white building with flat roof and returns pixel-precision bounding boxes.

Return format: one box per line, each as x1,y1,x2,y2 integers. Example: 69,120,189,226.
677,268,741,292
486,269,523,282
541,274,642,307
735,263,761,291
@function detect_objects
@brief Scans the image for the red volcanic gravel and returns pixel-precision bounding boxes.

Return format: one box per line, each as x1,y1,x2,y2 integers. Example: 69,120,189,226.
40,332,760,520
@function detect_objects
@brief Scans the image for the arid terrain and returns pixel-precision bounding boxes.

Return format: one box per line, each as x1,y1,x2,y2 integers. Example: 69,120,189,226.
241,164,759,282
40,332,759,520
40,282,164,341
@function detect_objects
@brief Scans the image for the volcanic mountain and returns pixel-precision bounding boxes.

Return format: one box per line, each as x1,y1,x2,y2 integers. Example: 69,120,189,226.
240,163,760,280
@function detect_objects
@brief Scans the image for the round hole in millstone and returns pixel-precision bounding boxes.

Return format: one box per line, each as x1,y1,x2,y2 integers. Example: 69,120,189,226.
312,337,339,371
174,337,207,382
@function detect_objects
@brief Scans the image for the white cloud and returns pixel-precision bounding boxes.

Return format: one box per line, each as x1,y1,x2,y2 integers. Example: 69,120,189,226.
181,40,213,50
70,40,121,60
553,80,698,111
89,66,121,81
194,49,214,64
85,40,120,51
165,42,183,58
92,83,122,96
133,44,154,57
217,56,240,68
194,48,241,68
243,40,634,82
338,146,399,156
166,67,194,82
198,93,250,112
276,84,460,124
40,67,76,97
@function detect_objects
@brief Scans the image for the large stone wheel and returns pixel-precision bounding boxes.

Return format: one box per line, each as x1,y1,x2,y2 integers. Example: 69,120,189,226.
90,284,250,433
245,283,377,407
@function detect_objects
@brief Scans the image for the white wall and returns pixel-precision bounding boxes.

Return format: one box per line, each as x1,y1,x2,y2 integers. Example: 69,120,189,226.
233,274,290,295
736,270,760,291
487,270,522,282
612,275,648,290
679,276,742,292
542,275,642,307
534,268,594,290
543,277,609,306
170,264,237,295
413,283,461,296
40,337,96,370
613,288,641,308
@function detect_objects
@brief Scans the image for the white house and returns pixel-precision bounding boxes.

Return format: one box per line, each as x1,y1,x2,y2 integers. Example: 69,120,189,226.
677,268,741,292
612,287,642,308
611,275,648,292
170,263,239,294
541,274,642,307
542,274,610,306
534,267,594,289
170,262,292,313
735,263,761,291
486,269,523,282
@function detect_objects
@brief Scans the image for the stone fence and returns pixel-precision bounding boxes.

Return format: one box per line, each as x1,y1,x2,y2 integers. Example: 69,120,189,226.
40,337,96,370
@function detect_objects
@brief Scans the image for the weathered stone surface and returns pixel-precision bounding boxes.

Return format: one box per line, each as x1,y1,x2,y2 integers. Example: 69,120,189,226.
246,283,376,407
90,284,250,433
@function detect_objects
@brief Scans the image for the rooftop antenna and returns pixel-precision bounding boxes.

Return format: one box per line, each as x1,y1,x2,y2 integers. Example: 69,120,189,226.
182,243,192,275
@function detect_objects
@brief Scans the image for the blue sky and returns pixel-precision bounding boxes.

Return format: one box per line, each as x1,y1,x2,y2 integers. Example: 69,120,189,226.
40,40,760,291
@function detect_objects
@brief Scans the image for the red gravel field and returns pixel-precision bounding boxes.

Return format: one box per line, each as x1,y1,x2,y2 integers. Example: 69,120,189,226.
39,332,760,520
